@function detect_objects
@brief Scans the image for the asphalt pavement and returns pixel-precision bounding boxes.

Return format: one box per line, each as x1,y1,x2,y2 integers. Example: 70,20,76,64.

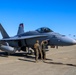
0,45,76,75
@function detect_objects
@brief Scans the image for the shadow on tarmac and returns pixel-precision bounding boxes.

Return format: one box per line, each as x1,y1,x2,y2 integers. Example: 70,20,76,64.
44,61,76,67
0,52,29,57
0,52,76,67
18,58,35,63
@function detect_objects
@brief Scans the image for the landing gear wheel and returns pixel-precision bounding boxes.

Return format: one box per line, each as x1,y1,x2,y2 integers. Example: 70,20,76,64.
28,50,33,55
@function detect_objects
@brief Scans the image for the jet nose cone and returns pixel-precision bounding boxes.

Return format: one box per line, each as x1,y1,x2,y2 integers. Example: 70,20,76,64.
64,37,76,45
72,40,76,45
60,36,76,46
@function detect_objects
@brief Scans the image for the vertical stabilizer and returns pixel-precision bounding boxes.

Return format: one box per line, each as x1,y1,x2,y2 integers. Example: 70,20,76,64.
17,23,24,35
0,24,9,38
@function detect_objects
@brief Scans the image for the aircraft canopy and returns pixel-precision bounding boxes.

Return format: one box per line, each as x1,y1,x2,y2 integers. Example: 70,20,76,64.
36,27,53,33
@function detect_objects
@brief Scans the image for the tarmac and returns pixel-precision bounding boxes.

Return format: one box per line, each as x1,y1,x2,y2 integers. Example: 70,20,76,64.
0,45,76,75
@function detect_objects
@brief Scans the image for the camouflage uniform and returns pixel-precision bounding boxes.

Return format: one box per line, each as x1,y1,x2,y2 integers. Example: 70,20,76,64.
41,41,48,60
34,40,42,62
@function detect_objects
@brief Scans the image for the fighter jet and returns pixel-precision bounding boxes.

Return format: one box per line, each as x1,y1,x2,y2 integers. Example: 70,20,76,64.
0,23,76,54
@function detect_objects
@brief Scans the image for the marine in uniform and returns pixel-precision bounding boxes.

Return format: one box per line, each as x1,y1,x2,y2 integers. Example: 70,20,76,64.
34,40,43,62
41,40,48,60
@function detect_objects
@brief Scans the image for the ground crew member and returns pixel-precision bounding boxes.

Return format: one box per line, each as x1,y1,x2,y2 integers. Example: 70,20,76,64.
41,40,48,60
34,40,43,62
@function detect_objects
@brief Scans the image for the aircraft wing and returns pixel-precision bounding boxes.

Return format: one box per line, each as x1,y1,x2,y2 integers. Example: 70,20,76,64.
0,35,47,41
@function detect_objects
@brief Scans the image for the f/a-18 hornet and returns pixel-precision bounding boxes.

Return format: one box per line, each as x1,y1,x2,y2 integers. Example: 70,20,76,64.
0,23,76,54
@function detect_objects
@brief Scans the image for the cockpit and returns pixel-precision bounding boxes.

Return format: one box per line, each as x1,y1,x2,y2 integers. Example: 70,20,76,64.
36,27,53,33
